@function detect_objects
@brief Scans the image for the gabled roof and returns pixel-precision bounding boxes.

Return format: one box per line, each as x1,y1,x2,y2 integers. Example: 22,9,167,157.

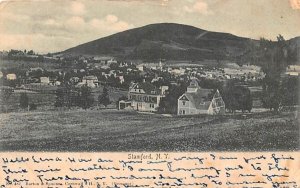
180,89,215,110
187,79,200,88
130,82,160,95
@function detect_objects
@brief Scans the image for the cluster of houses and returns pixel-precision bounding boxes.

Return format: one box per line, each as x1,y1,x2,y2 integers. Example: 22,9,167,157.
135,62,265,82
0,52,276,91
119,79,225,115
285,65,300,76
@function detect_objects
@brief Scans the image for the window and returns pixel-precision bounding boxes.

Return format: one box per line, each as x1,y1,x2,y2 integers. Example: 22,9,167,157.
132,95,136,100
150,104,155,108
181,110,185,115
182,101,186,105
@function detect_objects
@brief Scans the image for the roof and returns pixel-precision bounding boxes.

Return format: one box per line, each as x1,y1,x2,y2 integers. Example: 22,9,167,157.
83,76,98,80
181,89,214,110
131,82,160,95
187,79,200,88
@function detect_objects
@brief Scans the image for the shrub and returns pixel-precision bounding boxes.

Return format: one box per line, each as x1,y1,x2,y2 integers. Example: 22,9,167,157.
20,93,29,109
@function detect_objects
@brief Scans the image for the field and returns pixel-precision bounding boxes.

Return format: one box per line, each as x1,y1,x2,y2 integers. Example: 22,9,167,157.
1,86,127,112
0,109,298,151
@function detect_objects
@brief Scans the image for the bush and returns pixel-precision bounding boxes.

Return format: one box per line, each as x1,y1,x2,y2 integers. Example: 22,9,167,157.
29,103,37,111
0,87,13,104
20,93,29,109
98,86,110,107
79,85,94,109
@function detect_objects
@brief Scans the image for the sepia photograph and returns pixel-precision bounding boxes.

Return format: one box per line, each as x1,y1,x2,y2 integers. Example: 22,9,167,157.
0,0,299,152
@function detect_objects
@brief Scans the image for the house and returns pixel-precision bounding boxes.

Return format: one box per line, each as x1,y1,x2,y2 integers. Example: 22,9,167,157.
120,82,168,112
136,64,144,71
107,58,117,64
117,76,125,84
171,68,181,75
170,68,185,76
177,79,225,115
150,66,157,70
77,75,98,88
119,62,128,67
40,77,50,84
55,81,61,86
101,65,110,70
70,77,80,84
6,73,17,80
286,65,300,76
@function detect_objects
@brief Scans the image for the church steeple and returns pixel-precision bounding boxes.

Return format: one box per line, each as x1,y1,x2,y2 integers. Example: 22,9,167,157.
158,59,163,71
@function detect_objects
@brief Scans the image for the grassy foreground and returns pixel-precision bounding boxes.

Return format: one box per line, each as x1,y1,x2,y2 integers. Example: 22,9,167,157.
0,109,299,151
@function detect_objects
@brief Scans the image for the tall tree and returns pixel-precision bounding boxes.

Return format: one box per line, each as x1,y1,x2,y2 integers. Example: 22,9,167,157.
54,86,66,107
79,85,94,109
221,81,252,113
158,83,187,114
98,86,110,107
54,83,79,108
246,35,297,112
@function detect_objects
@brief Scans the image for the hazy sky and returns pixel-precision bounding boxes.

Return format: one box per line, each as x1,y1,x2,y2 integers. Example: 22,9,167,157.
0,0,299,53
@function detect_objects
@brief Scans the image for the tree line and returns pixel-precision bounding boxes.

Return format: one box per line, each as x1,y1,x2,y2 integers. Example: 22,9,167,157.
54,83,110,109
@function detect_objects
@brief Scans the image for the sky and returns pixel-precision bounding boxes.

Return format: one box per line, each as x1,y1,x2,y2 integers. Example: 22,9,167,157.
0,0,299,53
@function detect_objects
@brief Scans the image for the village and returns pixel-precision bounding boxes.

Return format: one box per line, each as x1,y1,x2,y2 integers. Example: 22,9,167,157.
0,49,275,115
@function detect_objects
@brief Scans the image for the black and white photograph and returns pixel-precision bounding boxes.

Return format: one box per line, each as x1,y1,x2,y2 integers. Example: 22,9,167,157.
0,0,299,152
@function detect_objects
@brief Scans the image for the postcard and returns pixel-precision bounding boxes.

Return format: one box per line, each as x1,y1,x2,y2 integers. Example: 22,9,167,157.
0,0,299,187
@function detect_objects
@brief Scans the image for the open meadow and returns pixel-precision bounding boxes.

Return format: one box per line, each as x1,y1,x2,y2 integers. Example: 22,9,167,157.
1,86,127,113
0,109,298,151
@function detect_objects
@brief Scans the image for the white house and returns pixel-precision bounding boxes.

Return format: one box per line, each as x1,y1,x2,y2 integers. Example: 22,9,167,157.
177,79,225,115
55,81,61,86
108,58,117,64
6,73,17,80
40,77,50,84
118,76,125,84
119,82,168,112
137,64,144,72
78,75,98,88
286,65,300,76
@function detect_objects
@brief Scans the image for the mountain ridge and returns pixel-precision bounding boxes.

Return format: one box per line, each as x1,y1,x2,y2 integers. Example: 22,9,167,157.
61,23,299,62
